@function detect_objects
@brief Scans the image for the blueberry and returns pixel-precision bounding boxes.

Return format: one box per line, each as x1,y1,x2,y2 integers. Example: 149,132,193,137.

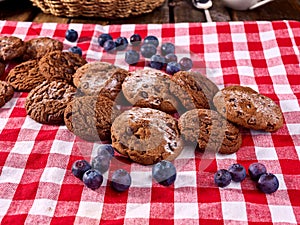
97,144,115,158
214,169,232,187
91,154,111,174
98,33,113,47
130,34,142,46
110,169,132,192
257,173,279,194
65,29,78,42
179,57,193,71
103,40,116,52
143,35,159,48
149,54,165,70
140,44,157,58
164,53,178,63
68,46,82,56
82,169,103,190
166,62,181,75
228,163,246,182
152,160,177,186
115,37,129,51
125,50,140,65
71,159,92,180
161,42,175,56
248,162,267,181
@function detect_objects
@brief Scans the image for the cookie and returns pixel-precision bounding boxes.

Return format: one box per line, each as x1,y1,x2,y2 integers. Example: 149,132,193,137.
170,71,219,110
22,37,63,61
25,81,76,124
111,107,184,165
0,80,14,107
6,60,45,91
64,95,119,141
178,109,242,154
122,69,179,113
0,36,26,61
0,62,5,77
38,50,87,83
73,62,128,98
213,85,284,132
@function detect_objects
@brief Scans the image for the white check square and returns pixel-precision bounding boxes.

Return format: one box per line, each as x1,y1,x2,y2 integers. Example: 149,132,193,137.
222,201,247,221
130,171,152,188
125,203,150,218
0,167,24,184
50,140,73,155
174,203,199,219
280,99,300,113
269,205,297,223
175,171,197,188
40,167,66,185
77,201,103,219
255,147,278,160
29,199,57,217
11,141,34,155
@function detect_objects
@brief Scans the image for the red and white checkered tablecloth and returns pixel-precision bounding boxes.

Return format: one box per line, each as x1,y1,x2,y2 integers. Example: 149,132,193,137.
0,20,300,225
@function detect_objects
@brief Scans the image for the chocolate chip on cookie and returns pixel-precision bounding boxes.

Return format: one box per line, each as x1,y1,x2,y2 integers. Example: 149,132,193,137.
0,80,14,108
0,36,26,61
25,80,76,124
64,95,120,141
178,109,242,154
111,107,184,165
122,69,179,114
22,37,63,61
38,50,87,83
6,60,45,92
213,85,284,132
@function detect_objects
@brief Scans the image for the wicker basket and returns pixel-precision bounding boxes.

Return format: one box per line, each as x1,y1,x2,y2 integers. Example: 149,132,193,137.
30,0,166,18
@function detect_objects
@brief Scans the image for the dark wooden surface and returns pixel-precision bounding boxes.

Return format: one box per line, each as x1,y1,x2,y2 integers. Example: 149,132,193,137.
0,0,300,24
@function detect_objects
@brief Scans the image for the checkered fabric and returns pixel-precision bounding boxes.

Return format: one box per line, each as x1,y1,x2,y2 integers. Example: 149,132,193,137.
0,20,300,225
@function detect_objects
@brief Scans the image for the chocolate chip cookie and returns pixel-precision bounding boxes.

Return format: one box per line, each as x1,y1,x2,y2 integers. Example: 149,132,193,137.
6,60,45,91
38,50,87,83
0,36,26,61
111,107,184,165
178,109,242,154
0,80,14,107
213,85,284,132
22,37,63,61
122,69,179,114
170,71,219,110
73,62,129,99
25,81,76,124
64,95,119,141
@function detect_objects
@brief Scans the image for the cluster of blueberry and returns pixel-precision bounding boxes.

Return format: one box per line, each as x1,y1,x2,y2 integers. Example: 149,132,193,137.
72,145,178,192
214,162,279,194
65,29,83,56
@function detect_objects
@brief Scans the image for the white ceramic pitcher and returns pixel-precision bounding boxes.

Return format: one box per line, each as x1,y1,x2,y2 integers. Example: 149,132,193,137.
222,0,274,11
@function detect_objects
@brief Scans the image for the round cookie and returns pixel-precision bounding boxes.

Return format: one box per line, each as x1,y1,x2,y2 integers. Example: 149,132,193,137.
25,81,76,124
170,71,219,110
73,62,128,98
122,69,179,114
22,37,63,61
213,85,284,132
0,62,5,77
178,109,242,154
0,80,14,108
111,107,184,165
0,36,26,61
38,50,87,83
64,95,119,141
6,60,45,91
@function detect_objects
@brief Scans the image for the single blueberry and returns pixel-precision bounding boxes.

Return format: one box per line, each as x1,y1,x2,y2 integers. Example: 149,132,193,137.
149,54,165,70
166,61,181,75
130,34,142,46
228,163,246,182
164,53,178,63
110,169,132,192
82,169,103,190
115,37,129,51
214,169,232,187
125,50,140,65
143,35,159,47
97,144,115,158
179,57,193,71
103,39,116,53
65,29,78,42
257,173,279,194
71,159,92,180
161,42,175,56
140,44,157,58
91,154,111,174
68,46,82,56
152,160,177,186
248,162,267,181
98,33,113,47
